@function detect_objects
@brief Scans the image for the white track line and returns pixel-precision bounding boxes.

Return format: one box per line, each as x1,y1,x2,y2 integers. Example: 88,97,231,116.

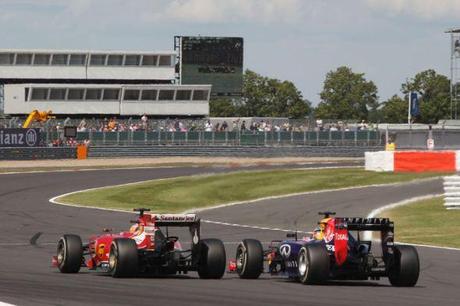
202,219,312,234
0,301,16,306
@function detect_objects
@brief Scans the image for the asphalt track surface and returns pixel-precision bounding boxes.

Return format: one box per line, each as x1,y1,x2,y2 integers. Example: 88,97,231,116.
0,163,459,306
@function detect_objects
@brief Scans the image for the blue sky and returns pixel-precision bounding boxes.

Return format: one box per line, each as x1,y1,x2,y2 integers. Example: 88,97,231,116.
1,0,458,105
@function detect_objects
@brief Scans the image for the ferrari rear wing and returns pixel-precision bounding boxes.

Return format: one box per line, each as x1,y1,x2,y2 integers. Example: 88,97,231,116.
336,217,394,231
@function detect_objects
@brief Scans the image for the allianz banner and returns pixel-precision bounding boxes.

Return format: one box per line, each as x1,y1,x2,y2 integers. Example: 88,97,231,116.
0,128,41,147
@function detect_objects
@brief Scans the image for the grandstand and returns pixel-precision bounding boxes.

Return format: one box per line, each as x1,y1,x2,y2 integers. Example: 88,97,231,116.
0,48,211,117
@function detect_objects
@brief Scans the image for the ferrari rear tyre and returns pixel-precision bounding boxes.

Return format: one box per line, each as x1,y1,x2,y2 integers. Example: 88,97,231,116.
197,239,226,279
236,239,263,279
297,244,329,284
389,245,420,287
109,238,139,278
57,234,83,273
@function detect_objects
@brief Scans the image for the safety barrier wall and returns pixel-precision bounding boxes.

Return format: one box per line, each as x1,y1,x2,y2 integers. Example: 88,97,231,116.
365,151,458,172
0,147,76,160
88,145,382,158
443,176,460,209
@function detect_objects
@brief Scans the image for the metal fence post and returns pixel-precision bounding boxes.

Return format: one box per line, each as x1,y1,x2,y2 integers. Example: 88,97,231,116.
354,130,357,146
185,131,188,144
264,132,267,146
316,130,319,146
103,131,106,145
328,130,332,146
171,131,175,145
367,130,370,146
158,130,161,145
277,131,281,144
290,130,293,145
303,131,306,145
116,131,120,145
212,131,215,145
225,131,228,145
144,129,147,145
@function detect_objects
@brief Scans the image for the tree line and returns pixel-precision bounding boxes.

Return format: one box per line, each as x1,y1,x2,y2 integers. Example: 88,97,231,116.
210,67,451,124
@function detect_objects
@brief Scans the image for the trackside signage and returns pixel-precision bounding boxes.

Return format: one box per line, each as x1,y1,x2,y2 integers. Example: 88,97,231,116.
0,129,40,147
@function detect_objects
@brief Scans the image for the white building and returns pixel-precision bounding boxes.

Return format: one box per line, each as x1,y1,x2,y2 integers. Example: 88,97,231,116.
0,49,211,116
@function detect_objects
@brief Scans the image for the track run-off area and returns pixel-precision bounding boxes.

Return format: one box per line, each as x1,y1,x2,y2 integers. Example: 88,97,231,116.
0,162,459,306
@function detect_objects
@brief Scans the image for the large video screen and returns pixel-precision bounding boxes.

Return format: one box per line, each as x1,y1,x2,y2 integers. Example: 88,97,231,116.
178,36,243,97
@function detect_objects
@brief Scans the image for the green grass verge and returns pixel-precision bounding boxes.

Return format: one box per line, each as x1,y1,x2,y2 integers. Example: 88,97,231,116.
381,197,460,249
58,168,445,213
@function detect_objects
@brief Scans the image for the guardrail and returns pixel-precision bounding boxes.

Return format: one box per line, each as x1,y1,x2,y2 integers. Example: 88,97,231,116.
443,176,460,209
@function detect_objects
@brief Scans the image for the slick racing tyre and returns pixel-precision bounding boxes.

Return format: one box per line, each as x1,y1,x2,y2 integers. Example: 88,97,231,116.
197,239,226,279
57,234,83,273
236,239,263,279
388,245,420,287
109,238,139,278
297,244,330,284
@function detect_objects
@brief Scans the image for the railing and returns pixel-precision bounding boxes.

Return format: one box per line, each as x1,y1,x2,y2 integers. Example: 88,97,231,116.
44,130,382,147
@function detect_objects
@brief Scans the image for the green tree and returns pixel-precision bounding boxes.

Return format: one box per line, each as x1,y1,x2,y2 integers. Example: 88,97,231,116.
315,66,378,120
241,70,311,118
401,69,450,123
380,95,407,123
209,98,240,117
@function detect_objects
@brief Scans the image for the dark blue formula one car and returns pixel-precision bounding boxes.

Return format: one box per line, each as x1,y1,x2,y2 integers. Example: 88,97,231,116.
233,212,419,287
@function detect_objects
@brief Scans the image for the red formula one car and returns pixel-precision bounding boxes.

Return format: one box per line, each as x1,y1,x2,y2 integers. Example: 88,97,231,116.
52,208,226,278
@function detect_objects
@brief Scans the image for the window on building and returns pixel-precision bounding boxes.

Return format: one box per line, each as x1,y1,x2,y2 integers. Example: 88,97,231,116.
69,54,87,66
31,88,49,100
49,88,66,100
175,90,192,101
107,54,123,66
90,54,106,66
158,55,172,66
103,89,120,100
125,55,140,66
24,88,30,101
52,54,68,65
16,53,32,65
158,90,175,100
141,90,157,100
0,53,15,65
33,54,51,65
85,89,102,100
192,90,209,101
141,55,157,66
123,89,140,100
67,89,85,100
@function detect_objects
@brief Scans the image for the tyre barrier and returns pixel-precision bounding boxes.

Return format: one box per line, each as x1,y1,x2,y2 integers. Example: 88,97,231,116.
365,151,458,172
0,147,77,160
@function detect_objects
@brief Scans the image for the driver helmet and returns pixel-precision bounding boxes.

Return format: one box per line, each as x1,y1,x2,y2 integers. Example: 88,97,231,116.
129,223,144,235
312,217,332,240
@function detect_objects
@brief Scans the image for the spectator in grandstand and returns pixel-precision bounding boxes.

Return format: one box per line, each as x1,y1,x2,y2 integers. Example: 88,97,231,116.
108,117,117,131
358,120,368,130
205,120,213,132
77,118,87,132
232,119,240,131
141,114,148,130
215,122,220,132
221,121,228,131
240,120,247,131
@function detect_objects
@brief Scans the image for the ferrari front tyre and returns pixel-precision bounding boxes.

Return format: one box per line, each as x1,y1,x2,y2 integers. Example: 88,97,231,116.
57,234,83,273
388,245,420,287
197,238,226,279
236,239,263,279
109,238,139,278
297,244,330,284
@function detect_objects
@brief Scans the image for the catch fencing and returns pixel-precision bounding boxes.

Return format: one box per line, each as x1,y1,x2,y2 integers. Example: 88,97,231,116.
45,129,382,147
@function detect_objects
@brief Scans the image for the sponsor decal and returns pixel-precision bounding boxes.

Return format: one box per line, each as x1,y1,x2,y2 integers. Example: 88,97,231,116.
280,244,291,258
286,260,298,268
192,229,199,244
155,214,196,222
0,128,40,147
